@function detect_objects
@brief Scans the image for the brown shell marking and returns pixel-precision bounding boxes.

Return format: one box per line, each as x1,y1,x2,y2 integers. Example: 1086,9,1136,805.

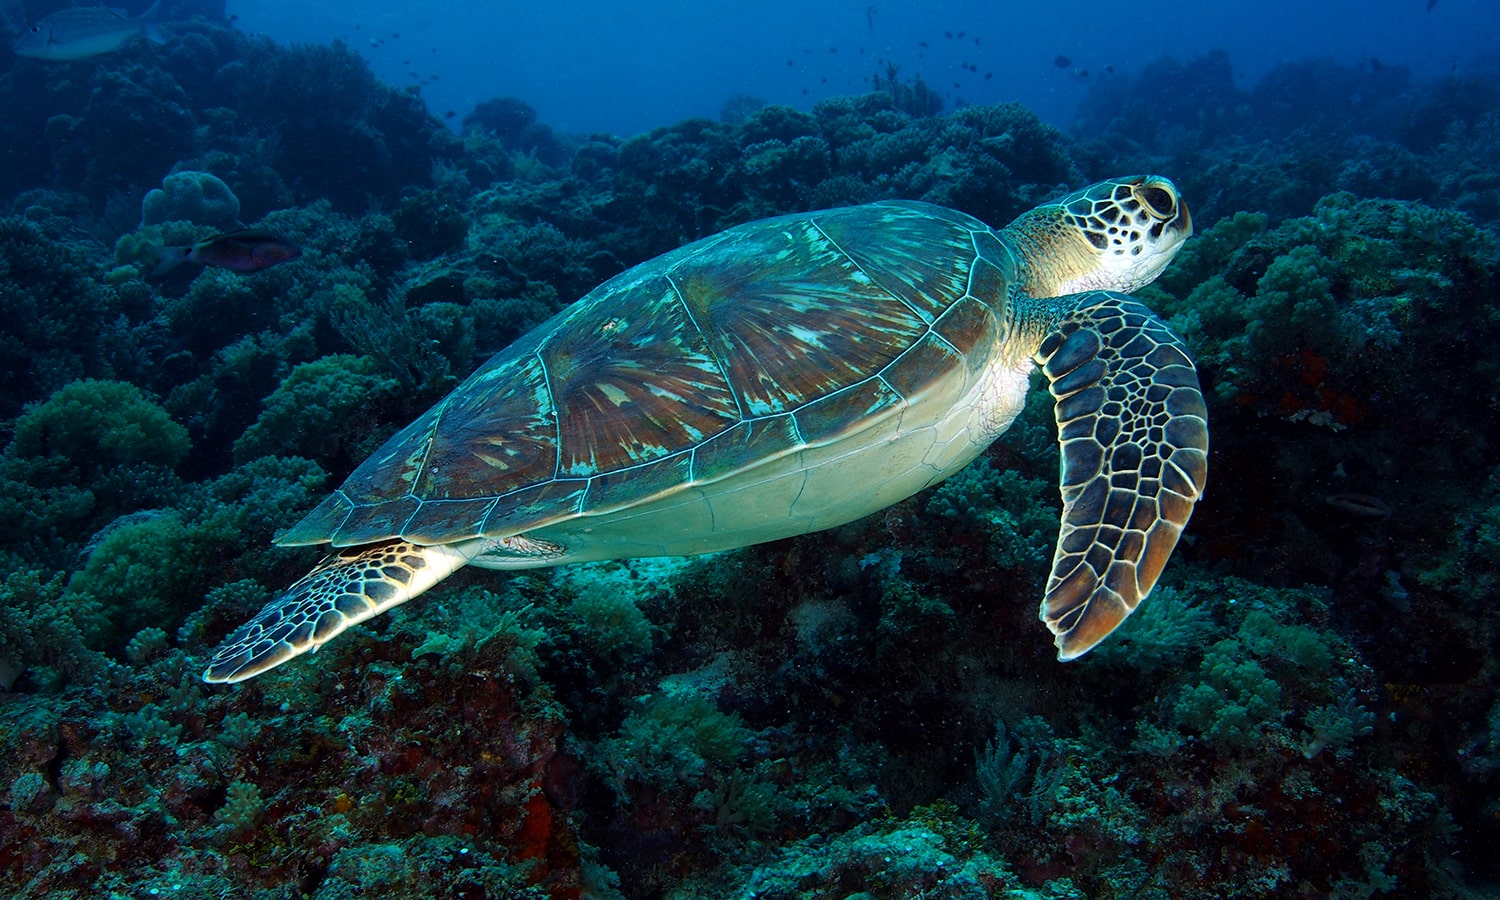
278,203,1006,548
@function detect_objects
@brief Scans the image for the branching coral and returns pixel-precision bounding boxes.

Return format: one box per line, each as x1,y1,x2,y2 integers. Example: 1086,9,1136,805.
0,219,133,417
565,567,657,662
11,379,189,476
0,380,190,560
1090,586,1217,672
1301,687,1376,759
65,510,205,648
212,780,264,837
232,353,402,467
594,693,751,801
1172,639,1285,750
0,567,113,687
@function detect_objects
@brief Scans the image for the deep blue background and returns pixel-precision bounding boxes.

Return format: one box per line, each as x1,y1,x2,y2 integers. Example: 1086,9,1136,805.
226,0,1499,136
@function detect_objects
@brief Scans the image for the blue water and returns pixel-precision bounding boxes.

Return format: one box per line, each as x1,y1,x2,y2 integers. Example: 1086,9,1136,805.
227,0,1500,136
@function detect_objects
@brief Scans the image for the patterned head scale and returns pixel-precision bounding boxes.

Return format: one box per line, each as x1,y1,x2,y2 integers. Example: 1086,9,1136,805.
1007,175,1192,297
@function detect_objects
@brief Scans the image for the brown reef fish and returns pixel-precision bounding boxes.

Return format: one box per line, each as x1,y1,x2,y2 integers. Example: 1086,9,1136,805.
150,229,302,277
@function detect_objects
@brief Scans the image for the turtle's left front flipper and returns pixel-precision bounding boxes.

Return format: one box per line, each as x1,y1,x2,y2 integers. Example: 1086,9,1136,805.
1033,291,1208,659
202,539,479,683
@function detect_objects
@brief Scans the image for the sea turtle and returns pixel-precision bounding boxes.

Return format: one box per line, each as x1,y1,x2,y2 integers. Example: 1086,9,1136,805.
203,176,1207,683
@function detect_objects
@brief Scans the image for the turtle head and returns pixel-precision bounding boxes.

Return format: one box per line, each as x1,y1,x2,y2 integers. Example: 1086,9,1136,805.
1006,175,1191,296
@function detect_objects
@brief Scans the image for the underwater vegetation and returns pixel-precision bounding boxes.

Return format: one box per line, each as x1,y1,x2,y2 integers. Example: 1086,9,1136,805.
0,16,1498,897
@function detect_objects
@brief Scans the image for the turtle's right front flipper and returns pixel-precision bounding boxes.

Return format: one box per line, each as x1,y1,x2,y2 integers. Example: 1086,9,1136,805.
1033,291,1208,659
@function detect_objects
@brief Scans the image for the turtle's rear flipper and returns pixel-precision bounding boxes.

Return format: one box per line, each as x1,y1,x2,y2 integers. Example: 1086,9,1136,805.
1034,292,1208,659
202,540,476,683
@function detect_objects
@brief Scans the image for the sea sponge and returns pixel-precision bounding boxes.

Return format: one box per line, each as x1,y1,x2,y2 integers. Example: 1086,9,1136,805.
140,170,241,227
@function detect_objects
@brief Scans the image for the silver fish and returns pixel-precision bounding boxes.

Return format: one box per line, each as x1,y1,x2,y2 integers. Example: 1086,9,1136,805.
12,1,164,61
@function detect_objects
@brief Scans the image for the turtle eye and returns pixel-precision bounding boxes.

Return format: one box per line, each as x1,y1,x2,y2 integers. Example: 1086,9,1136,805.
1140,185,1176,217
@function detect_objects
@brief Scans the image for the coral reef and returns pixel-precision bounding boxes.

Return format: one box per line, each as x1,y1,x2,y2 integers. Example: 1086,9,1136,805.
0,29,1497,900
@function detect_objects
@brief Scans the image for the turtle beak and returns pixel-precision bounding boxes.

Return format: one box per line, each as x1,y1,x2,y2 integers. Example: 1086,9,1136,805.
1175,197,1193,239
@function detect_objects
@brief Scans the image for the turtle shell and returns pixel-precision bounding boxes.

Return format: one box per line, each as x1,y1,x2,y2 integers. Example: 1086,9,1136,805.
280,201,1021,549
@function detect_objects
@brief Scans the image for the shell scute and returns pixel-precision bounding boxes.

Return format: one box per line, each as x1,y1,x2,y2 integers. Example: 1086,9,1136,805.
971,229,1019,274
881,332,965,399
418,352,557,495
966,254,1010,319
277,491,354,546
583,451,695,515
340,494,421,543
399,497,498,545
543,280,738,477
690,416,802,484
932,295,1001,367
874,199,990,230
792,377,905,446
673,213,928,416
479,479,590,534
820,202,983,323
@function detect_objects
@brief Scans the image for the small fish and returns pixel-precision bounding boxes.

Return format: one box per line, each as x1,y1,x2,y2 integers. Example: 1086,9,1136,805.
1324,492,1393,519
1053,54,1071,68
151,230,301,278
1427,0,1437,10
13,0,165,61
